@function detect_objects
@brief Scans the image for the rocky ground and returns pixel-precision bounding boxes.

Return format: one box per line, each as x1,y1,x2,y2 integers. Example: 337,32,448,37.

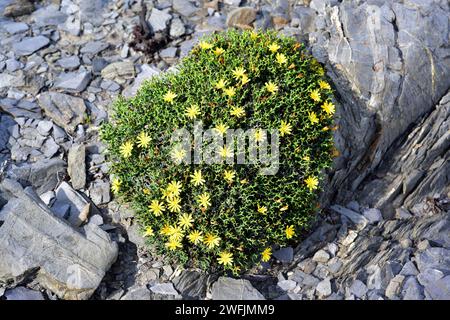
0,0,449,300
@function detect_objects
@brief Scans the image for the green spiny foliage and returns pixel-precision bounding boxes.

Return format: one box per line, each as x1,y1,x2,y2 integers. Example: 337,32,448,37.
100,30,336,274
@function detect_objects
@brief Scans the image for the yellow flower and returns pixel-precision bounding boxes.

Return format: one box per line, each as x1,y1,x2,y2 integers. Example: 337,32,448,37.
160,224,172,236
167,180,182,197
319,80,331,90
308,112,319,125
197,192,211,209
218,145,232,158
261,247,272,262
213,47,225,55
137,131,151,148
215,123,229,135
165,239,182,251
171,147,186,163
232,67,246,79
143,226,154,237
204,232,221,249
178,213,194,229
217,251,233,267
230,106,245,118
149,200,165,216
187,230,204,245
279,120,292,137
240,74,250,85
111,177,121,194
143,188,150,195
302,155,310,162
199,41,213,50
185,105,200,119
285,225,295,239
321,101,335,116
268,43,280,53
250,30,258,40
168,225,184,241
265,81,279,94
223,170,235,183
310,89,321,102
190,169,205,186
119,141,133,158
167,197,182,213
257,204,268,215
223,87,236,98
254,129,264,142
276,53,287,65
215,79,228,90
305,176,319,192
163,90,177,103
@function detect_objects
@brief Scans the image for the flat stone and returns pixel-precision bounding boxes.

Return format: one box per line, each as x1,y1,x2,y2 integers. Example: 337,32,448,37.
12,36,50,56
150,283,180,296
0,74,25,89
0,179,118,300
170,18,186,38
4,287,44,300
101,61,135,83
327,257,343,274
160,47,177,59
89,180,110,205
51,181,92,227
3,22,29,34
350,279,368,298
36,120,53,136
278,279,297,291
226,7,257,28
401,277,424,300
10,158,66,195
172,270,211,299
89,214,104,226
211,277,265,300
312,249,330,263
400,261,419,276
68,144,86,189
120,286,151,300
316,278,332,298
3,0,35,17
172,0,198,17
385,275,405,299
290,270,320,287
54,70,91,93
331,205,368,229
31,4,67,26
57,56,81,70
273,247,294,263
41,136,59,158
362,208,383,224
149,8,172,32
423,275,450,300
37,92,86,134
80,41,109,56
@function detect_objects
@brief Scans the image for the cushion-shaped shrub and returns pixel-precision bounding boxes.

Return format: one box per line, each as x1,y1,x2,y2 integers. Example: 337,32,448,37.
101,30,335,273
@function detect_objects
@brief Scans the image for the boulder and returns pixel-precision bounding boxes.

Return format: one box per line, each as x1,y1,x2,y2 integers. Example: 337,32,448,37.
211,277,265,300
0,179,118,300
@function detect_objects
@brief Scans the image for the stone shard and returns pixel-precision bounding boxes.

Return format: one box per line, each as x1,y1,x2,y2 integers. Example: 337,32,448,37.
226,7,257,28
12,36,50,56
68,144,86,190
0,179,118,300
54,70,91,93
211,277,265,300
37,92,86,134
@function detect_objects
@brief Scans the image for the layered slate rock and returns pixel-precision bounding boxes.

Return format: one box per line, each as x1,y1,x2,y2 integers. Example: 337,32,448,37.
0,179,118,300
312,1,450,205
37,92,86,134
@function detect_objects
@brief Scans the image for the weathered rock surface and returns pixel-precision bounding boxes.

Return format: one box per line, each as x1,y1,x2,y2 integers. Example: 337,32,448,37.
211,277,265,300
12,36,49,56
68,144,86,190
0,179,118,300
37,92,86,134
